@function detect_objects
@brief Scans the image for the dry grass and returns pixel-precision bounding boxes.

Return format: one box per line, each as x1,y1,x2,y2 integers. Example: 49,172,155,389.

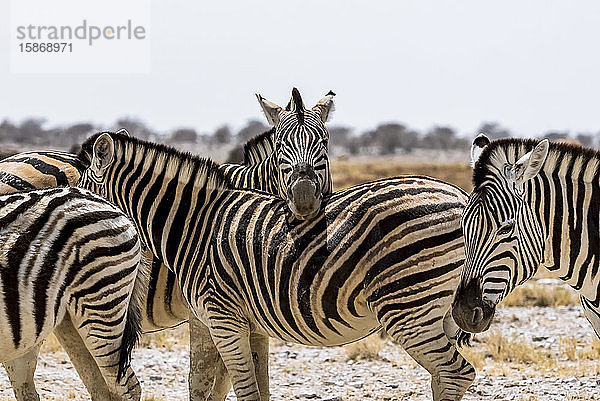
469,330,600,379
500,283,579,307
560,337,600,361
139,324,189,350
143,396,167,401
484,330,554,366
343,332,386,360
458,346,485,370
331,159,472,191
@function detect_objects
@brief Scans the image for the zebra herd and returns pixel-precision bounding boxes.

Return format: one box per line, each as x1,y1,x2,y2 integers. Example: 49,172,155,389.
0,89,598,401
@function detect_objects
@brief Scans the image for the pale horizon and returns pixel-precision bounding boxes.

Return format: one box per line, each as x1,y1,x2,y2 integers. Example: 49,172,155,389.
2,1,600,138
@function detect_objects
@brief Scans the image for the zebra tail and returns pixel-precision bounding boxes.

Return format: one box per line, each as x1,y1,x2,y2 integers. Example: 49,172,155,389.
117,249,150,381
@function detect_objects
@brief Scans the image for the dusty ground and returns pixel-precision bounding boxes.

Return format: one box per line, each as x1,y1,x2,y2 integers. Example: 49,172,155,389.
0,303,598,401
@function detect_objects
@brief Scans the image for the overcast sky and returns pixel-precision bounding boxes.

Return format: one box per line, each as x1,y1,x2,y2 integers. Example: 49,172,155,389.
2,1,600,137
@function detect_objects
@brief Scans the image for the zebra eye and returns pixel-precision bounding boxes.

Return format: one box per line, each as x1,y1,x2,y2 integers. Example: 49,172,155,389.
497,220,515,236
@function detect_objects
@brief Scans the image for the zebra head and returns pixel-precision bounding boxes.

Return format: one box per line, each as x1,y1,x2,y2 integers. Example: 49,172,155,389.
452,134,550,333
78,131,118,198
256,88,335,220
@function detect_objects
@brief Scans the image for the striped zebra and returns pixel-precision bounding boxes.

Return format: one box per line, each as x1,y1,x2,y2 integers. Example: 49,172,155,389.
227,87,335,219
79,131,476,401
0,186,145,401
0,151,84,192
452,135,600,338
0,88,336,401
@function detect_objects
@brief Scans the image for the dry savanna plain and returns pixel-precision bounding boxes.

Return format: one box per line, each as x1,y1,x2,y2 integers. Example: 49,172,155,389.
0,159,597,400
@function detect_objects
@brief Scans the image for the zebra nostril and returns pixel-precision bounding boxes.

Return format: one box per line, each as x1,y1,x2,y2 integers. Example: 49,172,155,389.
472,306,484,326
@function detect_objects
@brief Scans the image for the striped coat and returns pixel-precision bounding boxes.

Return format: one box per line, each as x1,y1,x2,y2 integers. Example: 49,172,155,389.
453,136,600,338
0,186,145,401
80,132,475,401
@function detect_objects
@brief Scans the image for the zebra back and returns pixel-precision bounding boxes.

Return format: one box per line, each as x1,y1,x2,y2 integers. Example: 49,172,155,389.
0,151,84,192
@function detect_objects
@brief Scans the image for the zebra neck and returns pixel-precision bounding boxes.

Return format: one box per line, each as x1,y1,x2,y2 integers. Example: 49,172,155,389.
529,169,600,294
104,152,231,277
221,155,280,195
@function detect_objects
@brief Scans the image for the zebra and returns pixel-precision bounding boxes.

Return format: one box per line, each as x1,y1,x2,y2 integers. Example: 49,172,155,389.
0,88,336,401
0,186,146,401
226,87,335,220
452,134,600,338
0,151,85,192
79,130,476,401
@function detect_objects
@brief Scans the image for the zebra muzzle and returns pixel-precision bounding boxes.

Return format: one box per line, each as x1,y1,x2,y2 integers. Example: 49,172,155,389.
451,280,496,333
287,178,321,220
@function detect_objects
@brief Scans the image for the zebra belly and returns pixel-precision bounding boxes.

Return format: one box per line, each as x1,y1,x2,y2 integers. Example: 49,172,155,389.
250,297,381,347
254,316,381,347
139,255,190,332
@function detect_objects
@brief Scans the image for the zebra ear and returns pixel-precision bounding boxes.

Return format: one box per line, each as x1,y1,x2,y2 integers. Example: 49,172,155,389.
509,140,549,186
116,128,131,137
91,133,115,173
312,90,335,123
470,133,490,167
256,94,283,126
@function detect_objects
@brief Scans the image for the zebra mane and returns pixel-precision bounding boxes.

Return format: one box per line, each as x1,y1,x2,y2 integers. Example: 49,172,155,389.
79,132,232,190
242,128,275,165
473,138,600,188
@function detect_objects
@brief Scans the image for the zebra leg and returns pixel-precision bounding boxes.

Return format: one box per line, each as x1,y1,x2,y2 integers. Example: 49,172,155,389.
378,312,475,401
75,320,142,401
210,356,231,401
54,314,116,401
189,313,231,401
69,300,142,401
250,333,270,401
581,296,600,338
209,320,261,401
3,344,41,401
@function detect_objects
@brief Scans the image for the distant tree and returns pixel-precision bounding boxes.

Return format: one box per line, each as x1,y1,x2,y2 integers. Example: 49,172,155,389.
0,120,19,142
423,126,458,150
115,118,156,140
19,118,46,144
363,123,420,155
576,133,596,148
69,144,82,154
213,125,232,144
328,126,353,149
168,128,198,143
347,137,361,156
475,122,512,140
237,120,269,143
63,123,95,147
226,145,244,163
542,131,569,142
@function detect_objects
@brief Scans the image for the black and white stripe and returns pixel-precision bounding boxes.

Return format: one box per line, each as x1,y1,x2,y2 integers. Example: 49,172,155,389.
79,131,476,401
0,151,84,192
0,112,331,400
453,136,600,338
252,88,335,220
0,186,144,401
